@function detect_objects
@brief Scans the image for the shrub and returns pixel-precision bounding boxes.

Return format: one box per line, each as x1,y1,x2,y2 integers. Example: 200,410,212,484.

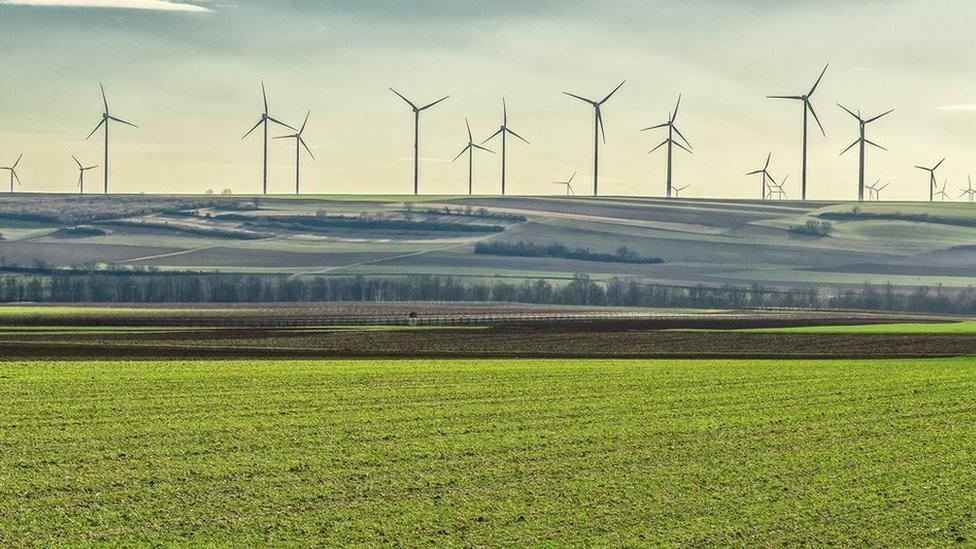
789,220,833,237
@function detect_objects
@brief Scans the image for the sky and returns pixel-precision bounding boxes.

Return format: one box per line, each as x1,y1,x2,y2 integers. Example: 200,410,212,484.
1,0,975,200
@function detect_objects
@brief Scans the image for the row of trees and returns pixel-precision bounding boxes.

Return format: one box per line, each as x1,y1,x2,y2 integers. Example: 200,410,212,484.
1,272,974,314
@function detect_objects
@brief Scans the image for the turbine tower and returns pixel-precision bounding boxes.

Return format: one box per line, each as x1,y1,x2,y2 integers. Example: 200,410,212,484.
242,82,294,195
274,111,314,195
483,98,529,195
86,83,137,194
1,154,22,193
72,155,97,195
451,118,493,195
554,171,576,196
915,158,944,202
642,94,692,198
746,153,776,200
767,64,828,201
838,105,893,202
563,80,626,196
390,88,449,195
961,176,976,203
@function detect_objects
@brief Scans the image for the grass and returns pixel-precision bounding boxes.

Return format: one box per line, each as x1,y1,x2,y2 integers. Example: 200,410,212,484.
2,358,975,545
740,320,976,334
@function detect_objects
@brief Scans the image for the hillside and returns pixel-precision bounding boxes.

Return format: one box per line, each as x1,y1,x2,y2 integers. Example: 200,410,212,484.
1,194,975,291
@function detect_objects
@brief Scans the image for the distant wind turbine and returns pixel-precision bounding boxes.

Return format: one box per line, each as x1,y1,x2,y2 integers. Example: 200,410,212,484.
746,153,776,200
672,184,690,198
86,83,137,194
865,179,889,201
838,104,893,202
915,158,945,202
452,118,493,195
934,180,951,202
274,111,314,195
482,98,529,195
72,155,97,195
642,94,692,198
768,174,789,200
767,64,828,201
390,88,449,195
564,80,626,196
242,82,294,195
554,171,576,196
1,154,22,193
960,176,976,203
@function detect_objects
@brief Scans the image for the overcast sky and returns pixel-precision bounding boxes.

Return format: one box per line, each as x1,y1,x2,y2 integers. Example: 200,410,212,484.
1,0,975,199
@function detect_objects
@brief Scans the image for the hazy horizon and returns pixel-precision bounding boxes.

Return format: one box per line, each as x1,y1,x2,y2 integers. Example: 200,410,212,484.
1,0,975,200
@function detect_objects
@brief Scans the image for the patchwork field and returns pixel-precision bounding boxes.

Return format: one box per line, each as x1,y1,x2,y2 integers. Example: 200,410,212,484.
3,194,976,290
2,358,975,545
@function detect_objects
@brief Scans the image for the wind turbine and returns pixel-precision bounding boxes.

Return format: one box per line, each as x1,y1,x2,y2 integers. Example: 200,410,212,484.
642,94,692,198
934,180,951,202
746,153,776,200
768,175,789,200
915,158,945,202
838,105,893,202
960,176,976,203
452,118,493,195
482,98,529,195
72,155,97,195
672,184,690,198
554,171,576,196
390,88,449,195
1,154,22,193
866,179,889,201
767,64,828,201
242,82,294,195
86,83,137,194
563,80,626,196
274,111,314,195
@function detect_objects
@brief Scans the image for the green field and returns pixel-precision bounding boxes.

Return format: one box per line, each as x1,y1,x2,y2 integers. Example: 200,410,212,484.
3,358,975,545
742,320,976,334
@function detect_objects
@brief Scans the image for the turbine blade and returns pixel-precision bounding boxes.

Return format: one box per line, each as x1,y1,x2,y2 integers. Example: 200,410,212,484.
864,138,887,151
866,108,894,124
99,82,108,113
648,139,668,154
13,154,23,168
108,115,138,128
242,118,263,139
599,80,626,104
596,108,606,144
86,118,106,140
767,95,804,100
267,116,296,131
502,97,507,125
506,128,530,145
934,158,945,170
671,94,681,123
72,155,82,169
746,169,764,176
452,144,470,162
568,172,575,183
641,122,669,131
419,95,449,111
299,137,315,160
465,118,472,142
807,101,826,136
482,128,503,144
837,103,860,120
839,139,859,155
299,111,310,134
672,125,692,149
808,63,829,96
764,152,771,169
563,91,595,104
472,143,494,154
673,139,693,154
261,81,268,114
389,88,417,110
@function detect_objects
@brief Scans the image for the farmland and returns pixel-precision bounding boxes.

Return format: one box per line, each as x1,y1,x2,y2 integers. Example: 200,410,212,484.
3,194,976,291
2,357,975,546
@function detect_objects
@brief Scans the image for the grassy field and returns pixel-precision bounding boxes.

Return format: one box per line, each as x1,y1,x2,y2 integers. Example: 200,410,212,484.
2,358,975,545
741,320,976,334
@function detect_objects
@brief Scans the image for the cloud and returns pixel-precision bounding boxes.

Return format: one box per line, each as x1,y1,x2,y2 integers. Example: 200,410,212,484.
935,105,976,112
0,0,211,12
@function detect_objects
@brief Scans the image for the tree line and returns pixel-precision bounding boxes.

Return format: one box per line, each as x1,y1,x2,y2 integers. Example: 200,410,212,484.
1,271,974,314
